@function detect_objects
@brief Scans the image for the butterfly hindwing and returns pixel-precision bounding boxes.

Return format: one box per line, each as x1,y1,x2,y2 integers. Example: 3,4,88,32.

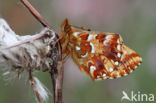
60,19,142,80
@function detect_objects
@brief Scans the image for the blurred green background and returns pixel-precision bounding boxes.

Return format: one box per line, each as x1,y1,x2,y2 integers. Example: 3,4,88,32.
0,0,156,103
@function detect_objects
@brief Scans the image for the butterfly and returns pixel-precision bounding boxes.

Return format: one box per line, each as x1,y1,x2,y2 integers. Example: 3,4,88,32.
60,19,142,80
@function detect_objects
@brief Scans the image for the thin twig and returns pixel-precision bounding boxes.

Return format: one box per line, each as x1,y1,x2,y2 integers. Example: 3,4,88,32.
20,0,63,103
20,0,56,33
50,42,63,103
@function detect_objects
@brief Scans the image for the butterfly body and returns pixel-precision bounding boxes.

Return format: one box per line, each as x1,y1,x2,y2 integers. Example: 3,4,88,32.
60,19,142,80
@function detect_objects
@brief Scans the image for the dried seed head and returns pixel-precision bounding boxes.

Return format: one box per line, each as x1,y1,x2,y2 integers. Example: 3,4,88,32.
0,18,59,102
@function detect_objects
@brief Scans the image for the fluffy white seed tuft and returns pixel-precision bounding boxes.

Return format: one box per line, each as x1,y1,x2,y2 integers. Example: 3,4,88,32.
34,77,51,101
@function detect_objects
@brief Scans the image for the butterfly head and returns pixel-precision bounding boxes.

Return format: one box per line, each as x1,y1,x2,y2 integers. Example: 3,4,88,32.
61,18,75,33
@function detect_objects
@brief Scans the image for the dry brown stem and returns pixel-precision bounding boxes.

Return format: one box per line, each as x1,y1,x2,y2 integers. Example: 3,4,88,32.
20,0,63,103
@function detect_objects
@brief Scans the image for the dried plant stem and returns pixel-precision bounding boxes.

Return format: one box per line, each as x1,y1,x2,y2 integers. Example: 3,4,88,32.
50,70,57,102
51,65,64,103
56,66,64,103
20,0,63,103
21,0,52,30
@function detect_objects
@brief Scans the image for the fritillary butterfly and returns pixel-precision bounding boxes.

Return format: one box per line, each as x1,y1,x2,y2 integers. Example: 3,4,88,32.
60,19,142,80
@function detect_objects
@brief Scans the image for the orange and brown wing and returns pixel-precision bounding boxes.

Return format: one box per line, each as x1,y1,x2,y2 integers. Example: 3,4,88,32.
70,32,142,80
81,44,142,80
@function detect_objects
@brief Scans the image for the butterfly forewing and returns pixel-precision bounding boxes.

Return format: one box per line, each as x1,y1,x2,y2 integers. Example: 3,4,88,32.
60,19,142,80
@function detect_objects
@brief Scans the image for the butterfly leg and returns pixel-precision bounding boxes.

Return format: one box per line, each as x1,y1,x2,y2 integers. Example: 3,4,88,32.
56,53,70,67
48,31,67,46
